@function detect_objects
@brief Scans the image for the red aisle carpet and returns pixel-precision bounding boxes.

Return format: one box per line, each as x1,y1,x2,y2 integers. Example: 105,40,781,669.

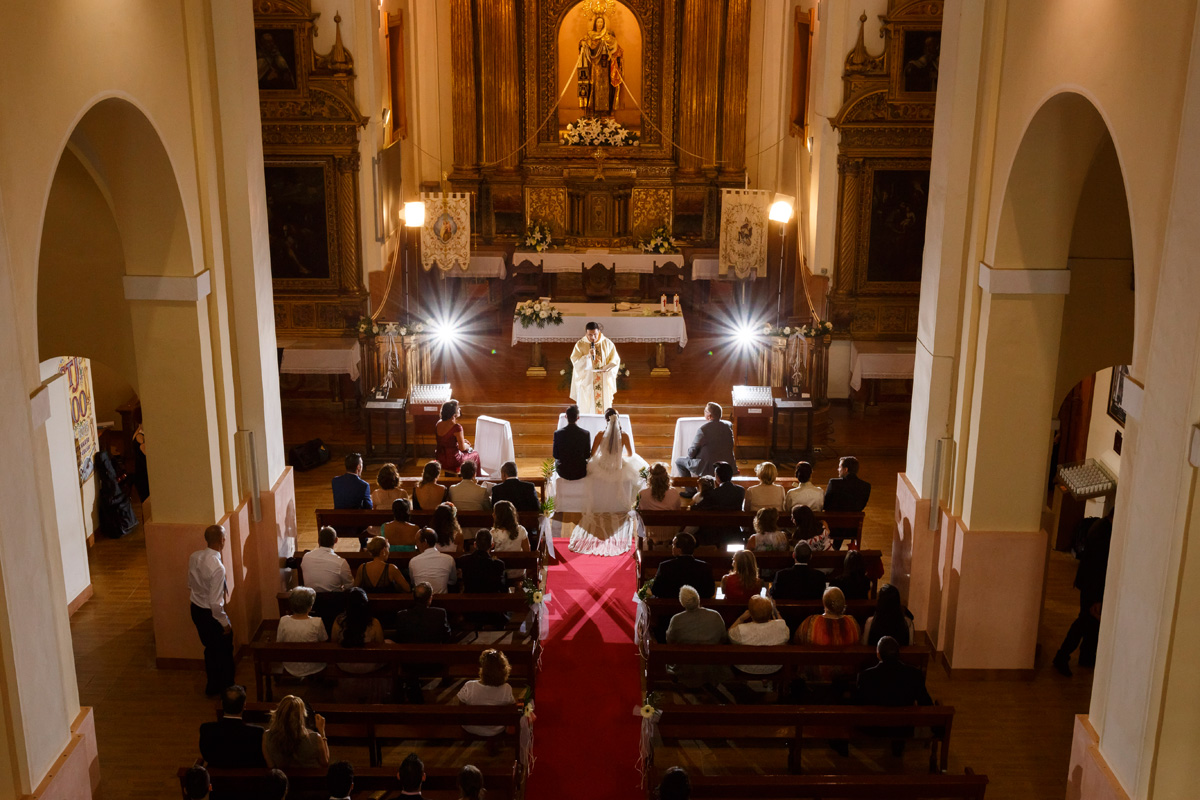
525,542,642,799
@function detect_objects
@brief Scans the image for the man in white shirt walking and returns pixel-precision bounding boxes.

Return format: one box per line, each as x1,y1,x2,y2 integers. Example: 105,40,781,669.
189,524,235,696
301,526,354,592
408,530,458,594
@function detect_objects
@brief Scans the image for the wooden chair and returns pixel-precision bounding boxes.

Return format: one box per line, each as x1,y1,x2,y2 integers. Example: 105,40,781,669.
648,259,688,303
583,262,615,299
509,257,547,299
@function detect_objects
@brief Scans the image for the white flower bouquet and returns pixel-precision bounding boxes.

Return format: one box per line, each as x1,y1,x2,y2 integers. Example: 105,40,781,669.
359,317,411,337
639,225,679,255
560,117,639,147
799,319,834,338
524,220,553,252
761,323,796,338
515,299,564,329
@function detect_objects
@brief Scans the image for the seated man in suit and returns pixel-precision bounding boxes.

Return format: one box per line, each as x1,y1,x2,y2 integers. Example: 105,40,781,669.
553,404,591,480
199,684,266,768
490,461,540,512
855,635,934,753
651,533,715,600
448,460,491,511
691,461,747,547
675,402,737,478
770,542,828,601
394,582,453,703
331,452,372,509
824,456,871,549
459,529,509,629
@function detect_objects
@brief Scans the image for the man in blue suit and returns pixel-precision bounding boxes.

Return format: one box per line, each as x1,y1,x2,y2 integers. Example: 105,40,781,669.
331,452,372,509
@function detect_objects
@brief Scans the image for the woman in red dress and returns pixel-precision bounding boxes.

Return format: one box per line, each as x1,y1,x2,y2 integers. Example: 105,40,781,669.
435,399,483,475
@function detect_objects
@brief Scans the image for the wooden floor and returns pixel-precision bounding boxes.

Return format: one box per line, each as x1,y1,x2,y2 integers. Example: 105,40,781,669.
69,333,1092,798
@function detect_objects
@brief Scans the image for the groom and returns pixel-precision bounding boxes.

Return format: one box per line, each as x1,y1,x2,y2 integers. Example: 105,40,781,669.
553,405,591,480
569,322,620,415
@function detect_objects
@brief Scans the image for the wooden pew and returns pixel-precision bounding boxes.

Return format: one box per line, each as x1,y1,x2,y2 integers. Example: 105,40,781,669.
643,598,882,639
314,508,544,543
635,509,866,547
274,592,536,637
394,475,548,502
654,703,956,773
179,765,518,800
231,702,525,768
635,547,883,595
682,772,988,799
643,643,932,688
294,550,543,585
250,640,539,702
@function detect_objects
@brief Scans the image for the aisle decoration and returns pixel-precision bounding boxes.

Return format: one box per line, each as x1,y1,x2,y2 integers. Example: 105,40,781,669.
521,567,552,643
633,581,654,657
519,699,537,775
638,225,679,254
514,300,564,329
632,691,663,784
524,220,554,252
717,188,771,278
560,117,639,146
420,191,470,272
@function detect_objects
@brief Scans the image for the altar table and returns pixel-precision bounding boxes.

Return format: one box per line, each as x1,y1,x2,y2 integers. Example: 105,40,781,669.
278,337,362,380
849,341,917,391
512,301,687,377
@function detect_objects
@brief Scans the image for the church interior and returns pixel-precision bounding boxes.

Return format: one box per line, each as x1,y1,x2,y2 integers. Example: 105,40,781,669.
3,1,1200,798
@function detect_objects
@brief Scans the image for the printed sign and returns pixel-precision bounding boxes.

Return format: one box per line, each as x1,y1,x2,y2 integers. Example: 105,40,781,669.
57,357,99,484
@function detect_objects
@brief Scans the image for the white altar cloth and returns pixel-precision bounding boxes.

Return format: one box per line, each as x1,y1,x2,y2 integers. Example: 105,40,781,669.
669,417,733,476
512,251,683,274
512,302,687,347
473,415,515,479
437,255,506,279
278,338,361,381
849,341,917,391
556,412,637,456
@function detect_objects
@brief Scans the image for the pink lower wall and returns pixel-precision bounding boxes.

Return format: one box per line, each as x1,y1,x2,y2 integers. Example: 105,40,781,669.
255,467,297,625
22,708,98,800
1066,716,1130,800
894,473,939,635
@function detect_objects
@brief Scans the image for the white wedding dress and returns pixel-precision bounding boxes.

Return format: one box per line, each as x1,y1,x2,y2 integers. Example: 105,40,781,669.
567,416,647,556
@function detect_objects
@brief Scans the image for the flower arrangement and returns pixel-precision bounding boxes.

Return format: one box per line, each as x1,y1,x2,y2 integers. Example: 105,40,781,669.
523,570,549,606
560,117,639,147
540,457,557,481
639,225,679,255
761,323,796,338
635,580,655,603
515,300,564,329
357,318,422,337
617,361,631,390
799,319,834,338
540,496,556,515
524,220,554,252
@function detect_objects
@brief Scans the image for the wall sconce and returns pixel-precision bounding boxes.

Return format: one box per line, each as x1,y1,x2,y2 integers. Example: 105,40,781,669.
403,201,426,228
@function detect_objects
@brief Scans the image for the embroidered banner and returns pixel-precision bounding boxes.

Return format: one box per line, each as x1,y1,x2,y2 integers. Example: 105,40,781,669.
420,192,471,272
717,189,771,279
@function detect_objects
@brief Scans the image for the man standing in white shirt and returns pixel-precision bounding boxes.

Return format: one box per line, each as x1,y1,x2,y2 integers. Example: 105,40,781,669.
301,526,354,592
784,461,825,512
188,524,235,696
408,530,458,594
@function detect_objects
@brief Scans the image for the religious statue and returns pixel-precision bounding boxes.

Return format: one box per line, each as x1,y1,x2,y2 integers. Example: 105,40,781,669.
570,322,621,414
577,14,623,116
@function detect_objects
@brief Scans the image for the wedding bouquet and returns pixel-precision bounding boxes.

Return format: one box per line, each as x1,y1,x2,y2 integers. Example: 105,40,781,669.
524,220,553,252
514,299,564,329
639,225,679,254
799,319,834,338
560,117,639,147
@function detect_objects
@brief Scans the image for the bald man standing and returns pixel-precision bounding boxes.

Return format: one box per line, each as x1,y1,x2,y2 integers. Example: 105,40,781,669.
188,524,235,695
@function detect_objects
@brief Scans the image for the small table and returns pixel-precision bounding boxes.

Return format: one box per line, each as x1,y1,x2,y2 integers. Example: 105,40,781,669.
849,341,916,406
771,397,815,461
363,398,407,463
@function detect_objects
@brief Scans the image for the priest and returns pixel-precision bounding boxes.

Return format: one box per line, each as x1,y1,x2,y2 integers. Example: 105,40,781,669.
570,322,621,414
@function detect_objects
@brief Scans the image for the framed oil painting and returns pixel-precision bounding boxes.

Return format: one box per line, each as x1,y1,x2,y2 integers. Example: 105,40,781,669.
264,161,336,288
863,167,930,287
900,30,940,94
1107,364,1130,427
255,26,303,94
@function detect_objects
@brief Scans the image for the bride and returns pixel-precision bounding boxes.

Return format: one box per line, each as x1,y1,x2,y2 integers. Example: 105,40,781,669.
568,408,648,556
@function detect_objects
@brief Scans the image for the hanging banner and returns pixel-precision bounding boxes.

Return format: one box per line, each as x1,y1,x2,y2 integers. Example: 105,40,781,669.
420,191,471,272
717,188,771,279
57,357,99,484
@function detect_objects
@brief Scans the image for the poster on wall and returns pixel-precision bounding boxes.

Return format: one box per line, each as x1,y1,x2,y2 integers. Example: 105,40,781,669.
57,357,99,484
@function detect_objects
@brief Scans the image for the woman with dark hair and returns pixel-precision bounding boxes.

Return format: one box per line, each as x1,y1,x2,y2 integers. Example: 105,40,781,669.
791,504,831,551
861,583,914,646
431,502,463,552
414,461,448,511
435,399,483,475
832,550,871,601
490,500,530,582
637,462,682,550
369,462,408,537
382,498,420,551
331,587,385,674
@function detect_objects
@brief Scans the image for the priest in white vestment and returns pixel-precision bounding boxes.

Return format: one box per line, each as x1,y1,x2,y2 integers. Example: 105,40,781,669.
570,322,620,414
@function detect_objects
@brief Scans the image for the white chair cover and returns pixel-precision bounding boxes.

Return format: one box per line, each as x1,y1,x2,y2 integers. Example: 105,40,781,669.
474,415,515,479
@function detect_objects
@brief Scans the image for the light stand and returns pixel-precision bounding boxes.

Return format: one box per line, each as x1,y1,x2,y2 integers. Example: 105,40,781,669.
769,194,795,327
402,201,426,324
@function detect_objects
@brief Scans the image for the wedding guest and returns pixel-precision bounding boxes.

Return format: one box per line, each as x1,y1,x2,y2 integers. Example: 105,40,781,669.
784,461,825,512
692,462,746,547
791,505,832,552
326,761,354,800
355,536,411,594
457,765,486,800
369,463,408,536
665,585,730,687
491,500,531,583
413,461,448,511
491,461,540,512
394,582,452,703
264,770,288,800
855,636,933,754
188,524,234,696
744,461,786,511
721,549,763,603
747,507,789,551
275,587,329,679
199,684,266,768
331,587,386,678
435,399,483,475
638,462,683,550
396,752,426,798
794,586,862,683
332,453,372,510
770,542,827,601
657,766,691,800
824,455,871,549
456,649,517,736
460,530,509,629
431,502,463,552
182,766,210,800
262,695,328,769
728,595,790,675
382,498,420,551
301,527,353,592
675,402,736,478
409,530,458,593
832,550,872,601
651,533,715,600
448,460,491,511
861,583,914,647
553,404,591,480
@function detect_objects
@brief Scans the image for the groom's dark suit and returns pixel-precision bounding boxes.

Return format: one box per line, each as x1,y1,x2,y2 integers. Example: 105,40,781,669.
553,422,591,480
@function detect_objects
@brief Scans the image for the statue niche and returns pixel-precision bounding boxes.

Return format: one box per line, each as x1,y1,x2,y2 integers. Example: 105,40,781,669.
577,14,622,115
557,1,642,137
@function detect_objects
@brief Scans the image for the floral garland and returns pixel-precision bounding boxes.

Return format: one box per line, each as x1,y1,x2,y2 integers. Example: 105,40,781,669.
639,225,679,255
514,300,564,329
560,117,639,147
799,319,834,338
761,323,796,338
524,220,553,252
357,317,424,337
